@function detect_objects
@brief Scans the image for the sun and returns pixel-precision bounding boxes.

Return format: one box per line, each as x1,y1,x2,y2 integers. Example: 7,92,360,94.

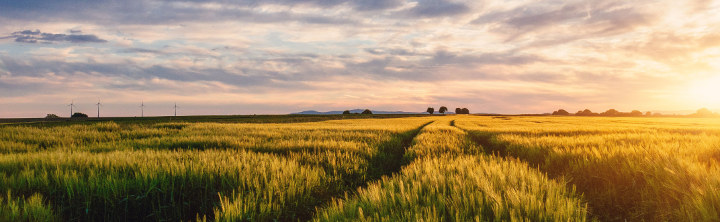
688,75,720,106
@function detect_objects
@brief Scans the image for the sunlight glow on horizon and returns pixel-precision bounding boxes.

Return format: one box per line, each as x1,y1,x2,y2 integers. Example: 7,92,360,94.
688,75,720,108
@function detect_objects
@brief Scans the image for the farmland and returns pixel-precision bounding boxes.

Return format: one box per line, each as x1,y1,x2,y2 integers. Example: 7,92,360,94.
1,115,719,221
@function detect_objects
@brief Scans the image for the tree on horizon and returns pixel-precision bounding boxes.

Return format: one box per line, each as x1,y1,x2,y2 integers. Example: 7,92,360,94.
426,107,434,114
576,109,596,116
71,112,88,118
439,106,448,114
695,108,714,117
601,109,620,116
552,109,570,115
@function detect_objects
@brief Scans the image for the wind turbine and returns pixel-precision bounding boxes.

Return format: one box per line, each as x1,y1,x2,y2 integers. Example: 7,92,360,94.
140,101,145,117
174,102,178,117
96,99,102,118
67,100,77,117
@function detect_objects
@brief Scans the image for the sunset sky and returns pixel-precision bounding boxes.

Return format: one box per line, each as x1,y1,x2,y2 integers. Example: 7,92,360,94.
1,0,720,117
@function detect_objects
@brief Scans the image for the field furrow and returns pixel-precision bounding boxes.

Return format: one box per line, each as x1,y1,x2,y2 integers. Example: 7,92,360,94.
314,118,590,221
0,117,434,221
3,115,720,221
456,116,720,221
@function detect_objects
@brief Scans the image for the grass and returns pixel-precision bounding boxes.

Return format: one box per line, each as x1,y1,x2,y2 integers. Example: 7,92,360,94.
315,118,589,221
314,156,588,222
0,149,330,221
1,115,719,221
0,117,432,221
0,191,57,221
456,116,720,221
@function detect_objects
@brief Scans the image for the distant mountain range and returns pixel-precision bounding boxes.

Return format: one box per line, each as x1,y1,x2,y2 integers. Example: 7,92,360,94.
292,109,434,115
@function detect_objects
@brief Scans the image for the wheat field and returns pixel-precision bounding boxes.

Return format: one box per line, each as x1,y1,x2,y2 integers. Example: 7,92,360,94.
1,115,719,221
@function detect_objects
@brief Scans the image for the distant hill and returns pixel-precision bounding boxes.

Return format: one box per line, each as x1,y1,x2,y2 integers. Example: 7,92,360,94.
293,109,428,115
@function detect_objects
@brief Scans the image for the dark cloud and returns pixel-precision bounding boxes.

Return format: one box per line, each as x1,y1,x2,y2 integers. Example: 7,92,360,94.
109,3,361,25
0,0,390,25
405,0,470,18
172,0,405,11
351,0,405,11
5,29,107,44
0,0,476,25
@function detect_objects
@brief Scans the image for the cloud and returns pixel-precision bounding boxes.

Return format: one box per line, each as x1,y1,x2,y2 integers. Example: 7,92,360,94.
1,0,719,117
0,0,370,26
405,0,471,18
473,1,657,43
620,33,720,73
0,55,324,93
4,29,107,44
428,50,546,66
0,0,479,26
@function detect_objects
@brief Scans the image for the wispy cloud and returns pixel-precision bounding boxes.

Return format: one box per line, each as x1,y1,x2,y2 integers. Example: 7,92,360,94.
4,29,106,44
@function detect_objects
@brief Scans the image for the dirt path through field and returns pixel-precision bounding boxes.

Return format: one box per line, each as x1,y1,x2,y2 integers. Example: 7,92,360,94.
305,120,434,220
364,120,434,187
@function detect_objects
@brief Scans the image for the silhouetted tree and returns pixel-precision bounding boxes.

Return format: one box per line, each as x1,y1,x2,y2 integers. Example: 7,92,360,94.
342,110,351,115
45,114,59,119
695,108,714,117
576,109,595,116
361,109,373,114
601,109,620,116
439,106,448,114
453,108,470,114
645,111,652,116
552,109,570,115
630,110,643,117
71,112,88,118
426,107,434,114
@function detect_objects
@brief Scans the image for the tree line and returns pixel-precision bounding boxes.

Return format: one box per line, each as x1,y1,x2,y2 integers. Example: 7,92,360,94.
342,109,373,114
551,108,718,117
340,106,471,115
426,106,470,114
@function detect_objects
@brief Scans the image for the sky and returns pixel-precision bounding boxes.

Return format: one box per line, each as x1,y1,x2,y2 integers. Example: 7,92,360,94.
1,0,720,117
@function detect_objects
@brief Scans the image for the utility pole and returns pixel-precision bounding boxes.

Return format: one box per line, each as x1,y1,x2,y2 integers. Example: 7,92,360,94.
174,103,178,117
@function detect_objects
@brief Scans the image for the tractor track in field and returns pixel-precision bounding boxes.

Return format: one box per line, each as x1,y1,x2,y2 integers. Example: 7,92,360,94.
365,120,434,187
304,120,434,221
451,122,509,158
452,120,604,221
